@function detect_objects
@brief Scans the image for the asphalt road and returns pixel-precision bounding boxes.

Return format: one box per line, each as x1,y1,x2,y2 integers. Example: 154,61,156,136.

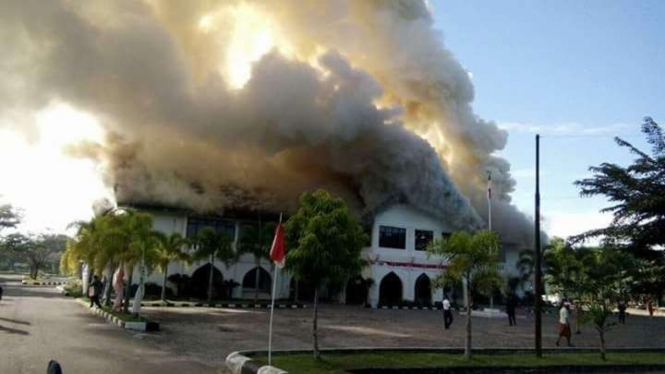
0,274,222,374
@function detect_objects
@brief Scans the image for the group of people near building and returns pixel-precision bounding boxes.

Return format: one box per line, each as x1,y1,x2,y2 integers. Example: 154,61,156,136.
86,269,127,312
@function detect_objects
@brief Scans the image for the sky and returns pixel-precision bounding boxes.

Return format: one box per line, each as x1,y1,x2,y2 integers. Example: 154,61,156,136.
432,0,664,239
0,1,663,239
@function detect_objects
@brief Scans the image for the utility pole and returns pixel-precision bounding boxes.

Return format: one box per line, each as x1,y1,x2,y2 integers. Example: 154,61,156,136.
534,134,543,357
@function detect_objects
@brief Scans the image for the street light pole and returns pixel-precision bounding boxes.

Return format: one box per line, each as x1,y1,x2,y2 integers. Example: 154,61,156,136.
534,134,543,357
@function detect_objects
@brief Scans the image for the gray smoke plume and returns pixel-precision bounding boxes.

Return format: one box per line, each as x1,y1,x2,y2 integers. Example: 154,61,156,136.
0,0,532,241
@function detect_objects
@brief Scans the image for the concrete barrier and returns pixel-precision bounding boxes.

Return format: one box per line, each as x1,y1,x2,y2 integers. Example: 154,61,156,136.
75,298,159,332
225,351,289,374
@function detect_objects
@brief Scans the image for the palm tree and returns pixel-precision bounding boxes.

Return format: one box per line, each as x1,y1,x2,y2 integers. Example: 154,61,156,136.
97,210,157,313
516,248,535,292
543,238,586,300
236,221,276,302
193,227,235,303
428,230,502,358
154,232,191,302
65,217,106,293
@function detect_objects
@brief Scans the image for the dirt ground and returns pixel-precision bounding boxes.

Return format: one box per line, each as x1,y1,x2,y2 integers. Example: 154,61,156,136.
141,304,665,368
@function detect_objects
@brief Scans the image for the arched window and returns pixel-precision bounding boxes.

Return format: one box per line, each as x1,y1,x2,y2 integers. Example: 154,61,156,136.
242,267,272,293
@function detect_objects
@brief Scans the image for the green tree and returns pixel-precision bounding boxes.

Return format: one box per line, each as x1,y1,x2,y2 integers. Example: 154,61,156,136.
0,204,21,232
578,249,626,361
237,221,276,302
64,218,106,280
574,117,665,256
94,210,157,313
154,232,191,301
2,233,31,274
64,211,165,311
285,189,367,359
628,255,665,304
543,238,586,299
0,205,23,272
515,246,550,295
37,234,68,275
7,233,66,279
428,230,502,358
193,227,235,303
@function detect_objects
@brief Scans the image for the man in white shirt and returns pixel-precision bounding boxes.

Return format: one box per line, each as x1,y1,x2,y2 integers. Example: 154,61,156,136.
555,301,573,347
443,295,453,329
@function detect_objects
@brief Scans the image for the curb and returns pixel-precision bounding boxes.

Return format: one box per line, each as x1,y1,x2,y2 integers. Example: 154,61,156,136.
226,352,287,374
75,299,159,332
374,305,444,310
138,301,307,310
21,280,67,286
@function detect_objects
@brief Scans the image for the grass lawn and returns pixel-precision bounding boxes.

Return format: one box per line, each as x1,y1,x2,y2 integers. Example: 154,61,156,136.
252,351,665,374
79,297,147,322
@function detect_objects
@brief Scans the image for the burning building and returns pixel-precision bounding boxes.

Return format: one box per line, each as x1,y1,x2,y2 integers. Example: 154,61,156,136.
3,1,533,304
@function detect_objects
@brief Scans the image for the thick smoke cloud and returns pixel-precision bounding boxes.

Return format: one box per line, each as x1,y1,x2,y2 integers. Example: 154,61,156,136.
1,0,532,241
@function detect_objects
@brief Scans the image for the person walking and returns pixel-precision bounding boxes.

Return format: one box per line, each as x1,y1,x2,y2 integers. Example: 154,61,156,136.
0,284,3,302
506,294,517,326
618,301,627,325
555,301,574,347
442,295,453,329
88,275,103,309
648,300,655,318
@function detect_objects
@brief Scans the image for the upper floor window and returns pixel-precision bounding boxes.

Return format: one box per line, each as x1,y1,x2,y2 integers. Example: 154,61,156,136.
379,226,406,249
186,217,236,239
415,230,433,251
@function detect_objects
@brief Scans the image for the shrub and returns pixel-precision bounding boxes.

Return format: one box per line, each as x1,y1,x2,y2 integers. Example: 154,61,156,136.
64,279,83,297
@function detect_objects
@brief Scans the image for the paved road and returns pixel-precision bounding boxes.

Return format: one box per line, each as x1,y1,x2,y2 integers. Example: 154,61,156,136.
0,274,222,374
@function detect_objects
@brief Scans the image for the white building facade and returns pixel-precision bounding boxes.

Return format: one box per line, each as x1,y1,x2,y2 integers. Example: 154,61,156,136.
129,204,521,306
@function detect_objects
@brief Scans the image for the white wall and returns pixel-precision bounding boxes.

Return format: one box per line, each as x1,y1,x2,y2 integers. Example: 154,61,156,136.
363,204,523,306
365,204,450,307
135,204,522,304
131,211,291,300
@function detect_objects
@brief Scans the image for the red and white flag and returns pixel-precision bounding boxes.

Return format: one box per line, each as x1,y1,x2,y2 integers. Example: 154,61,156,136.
270,223,286,268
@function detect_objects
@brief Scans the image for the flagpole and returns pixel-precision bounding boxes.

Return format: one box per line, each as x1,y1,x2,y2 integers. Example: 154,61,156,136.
487,171,494,310
487,171,492,231
268,265,279,365
268,212,283,366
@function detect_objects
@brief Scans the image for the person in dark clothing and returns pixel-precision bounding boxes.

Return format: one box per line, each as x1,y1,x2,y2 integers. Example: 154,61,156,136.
89,275,103,309
618,302,627,324
506,295,517,326
0,284,3,302
47,360,63,374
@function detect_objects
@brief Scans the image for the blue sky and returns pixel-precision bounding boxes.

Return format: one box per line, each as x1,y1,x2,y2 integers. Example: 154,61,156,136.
431,0,664,238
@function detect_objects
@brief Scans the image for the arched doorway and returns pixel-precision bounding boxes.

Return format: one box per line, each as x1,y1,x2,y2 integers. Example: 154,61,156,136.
414,273,432,306
345,276,367,305
191,263,224,300
242,267,272,298
379,272,402,306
